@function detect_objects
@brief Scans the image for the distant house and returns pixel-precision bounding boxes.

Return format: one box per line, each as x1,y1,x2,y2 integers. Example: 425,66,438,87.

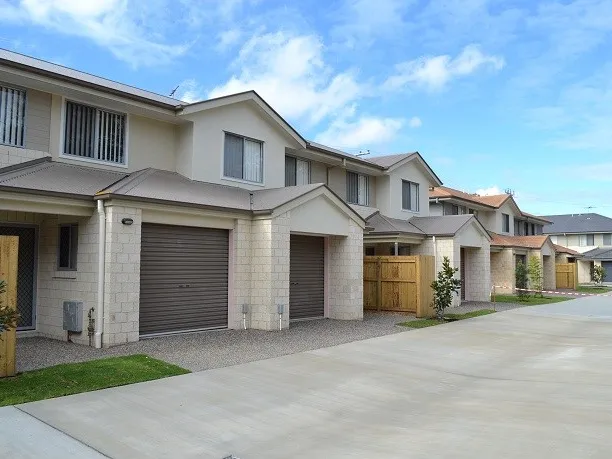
543,213,612,283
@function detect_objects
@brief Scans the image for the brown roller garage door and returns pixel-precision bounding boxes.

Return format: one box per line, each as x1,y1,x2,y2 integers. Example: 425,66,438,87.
140,223,229,336
290,235,325,320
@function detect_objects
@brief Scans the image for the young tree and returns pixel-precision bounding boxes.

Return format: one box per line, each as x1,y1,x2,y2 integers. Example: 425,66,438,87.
528,255,543,297
0,280,20,335
431,257,462,320
515,260,529,301
592,265,606,285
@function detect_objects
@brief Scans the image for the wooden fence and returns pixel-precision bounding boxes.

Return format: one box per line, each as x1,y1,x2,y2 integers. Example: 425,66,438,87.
0,235,18,377
556,263,577,290
364,255,435,318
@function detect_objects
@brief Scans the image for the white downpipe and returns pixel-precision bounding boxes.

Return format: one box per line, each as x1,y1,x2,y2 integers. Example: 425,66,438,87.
432,236,437,271
95,200,106,348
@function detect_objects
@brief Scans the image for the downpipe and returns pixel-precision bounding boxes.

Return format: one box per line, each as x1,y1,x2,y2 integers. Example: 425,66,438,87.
95,200,106,348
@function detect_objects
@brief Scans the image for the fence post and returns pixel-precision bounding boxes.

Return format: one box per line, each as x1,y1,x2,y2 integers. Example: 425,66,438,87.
376,257,382,312
0,236,19,378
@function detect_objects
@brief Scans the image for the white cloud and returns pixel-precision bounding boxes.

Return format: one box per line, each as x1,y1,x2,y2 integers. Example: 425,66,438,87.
331,0,414,48
314,116,403,149
208,31,364,125
475,186,503,196
216,28,242,51
0,0,194,67
408,116,422,128
176,78,206,103
384,44,505,91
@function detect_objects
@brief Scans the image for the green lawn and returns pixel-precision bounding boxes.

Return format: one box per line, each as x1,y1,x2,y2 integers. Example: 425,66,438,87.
576,285,612,294
0,354,189,407
398,309,495,329
493,294,571,305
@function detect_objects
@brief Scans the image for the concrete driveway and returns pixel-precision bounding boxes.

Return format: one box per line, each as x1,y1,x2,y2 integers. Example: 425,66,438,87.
4,296,612,458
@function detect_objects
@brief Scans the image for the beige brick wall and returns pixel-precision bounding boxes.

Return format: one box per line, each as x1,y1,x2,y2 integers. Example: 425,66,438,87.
464,243,491,302
491,249,515,294
412,237,462,306
103,205,141,346
543,254,556,290
0,146,49,168
328,219,363,320
36,213,99,345
248,212,290,330
231,218,252,330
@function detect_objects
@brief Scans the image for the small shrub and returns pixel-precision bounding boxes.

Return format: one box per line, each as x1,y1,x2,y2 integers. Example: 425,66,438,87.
528,255,543,297
515,261,529,301
592,265,607,285
431,257,462,320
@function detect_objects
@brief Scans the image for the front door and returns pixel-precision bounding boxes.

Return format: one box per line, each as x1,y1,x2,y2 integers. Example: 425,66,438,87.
0,226,36,330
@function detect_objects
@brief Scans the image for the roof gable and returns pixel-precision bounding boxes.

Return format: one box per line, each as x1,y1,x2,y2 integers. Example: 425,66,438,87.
178,91,306,148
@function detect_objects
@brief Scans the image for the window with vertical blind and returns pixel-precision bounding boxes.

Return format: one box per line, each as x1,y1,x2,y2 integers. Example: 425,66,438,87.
223,132,263,183
285,156,310,186
63,101,126,165
58,224,78,270
402,180,419,211
0,84,26,147
346,171,369,205
502,213,510,233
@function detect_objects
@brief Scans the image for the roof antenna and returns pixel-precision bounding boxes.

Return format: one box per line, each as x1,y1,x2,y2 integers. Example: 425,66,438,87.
356,149,370,157
504,188,515,196
169,85,179,97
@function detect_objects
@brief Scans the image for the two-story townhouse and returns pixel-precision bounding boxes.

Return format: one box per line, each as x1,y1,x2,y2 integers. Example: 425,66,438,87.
0,49,369,347
429,186,556,294
328,160,493,305
543,213,612,283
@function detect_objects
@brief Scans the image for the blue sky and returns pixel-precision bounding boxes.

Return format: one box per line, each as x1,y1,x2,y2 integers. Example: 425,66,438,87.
1,0,611,216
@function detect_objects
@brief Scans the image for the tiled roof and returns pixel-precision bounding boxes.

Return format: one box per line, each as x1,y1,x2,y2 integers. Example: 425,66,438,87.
429,186,499,208
366,153,417,168
365,213,425,236
582,247,612,260
350,204,380,220
0,157,127,198
366,213,485,238
490,233,550,249
553,244,582,256
542,213,612,234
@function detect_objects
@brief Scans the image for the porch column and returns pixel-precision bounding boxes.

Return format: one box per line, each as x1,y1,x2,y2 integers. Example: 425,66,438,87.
328,219,363,320
103,205,142,347
464,243,491,302
491,248,515,294
249,212,290,330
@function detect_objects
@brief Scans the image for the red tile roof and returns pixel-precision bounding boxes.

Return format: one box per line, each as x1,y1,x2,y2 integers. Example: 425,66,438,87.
429,186,507,208
553,244,581,256
490,233,550,249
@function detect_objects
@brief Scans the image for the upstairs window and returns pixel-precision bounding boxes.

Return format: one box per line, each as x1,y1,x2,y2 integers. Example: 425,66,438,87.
63,101,126,165
579,235,588,247
58,224,78,271
604,234,612,246
285,156,310,186
0,84,26,147
346,171,369,205
224,132,263,183
502,213,510,233
587,234,595,246
402,180,419,211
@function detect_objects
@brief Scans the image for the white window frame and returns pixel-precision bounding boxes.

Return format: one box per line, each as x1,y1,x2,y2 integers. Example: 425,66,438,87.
579,234,587,247
0,82,27,148
346,171,370,206
222,131,264,185
57,223,78,271
502,213,510,233
285,155,311,186
59,97,129,168
603,234,612,246
586,234,595,246
401,180,420,212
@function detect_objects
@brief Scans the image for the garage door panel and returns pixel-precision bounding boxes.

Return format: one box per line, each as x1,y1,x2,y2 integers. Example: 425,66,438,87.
140,223,229,336
602,262,612,282
290,235,325,320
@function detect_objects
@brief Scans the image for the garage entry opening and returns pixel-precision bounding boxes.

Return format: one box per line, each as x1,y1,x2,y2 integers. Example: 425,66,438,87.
139,223,229,337
289,235,325,321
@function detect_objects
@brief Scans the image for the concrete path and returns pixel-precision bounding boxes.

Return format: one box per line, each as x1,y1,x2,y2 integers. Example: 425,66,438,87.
6,296,612,458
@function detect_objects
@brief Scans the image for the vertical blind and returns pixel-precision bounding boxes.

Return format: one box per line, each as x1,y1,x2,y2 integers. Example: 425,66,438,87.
0,85,26,147
64,101,126,164
402,181,419,211
285,156,310,186
223,133,263,183
347,171,369,205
